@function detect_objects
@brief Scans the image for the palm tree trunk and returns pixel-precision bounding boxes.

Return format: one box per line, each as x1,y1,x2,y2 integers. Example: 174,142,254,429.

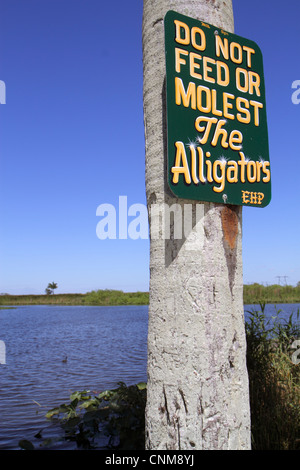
142,0,251,450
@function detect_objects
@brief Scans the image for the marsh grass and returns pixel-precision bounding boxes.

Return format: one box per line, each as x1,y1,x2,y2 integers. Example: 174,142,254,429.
0,293,86,306
83,290,149,306
2,284,300,306
0,290,149,306
244,283,300,304
246,303,300,450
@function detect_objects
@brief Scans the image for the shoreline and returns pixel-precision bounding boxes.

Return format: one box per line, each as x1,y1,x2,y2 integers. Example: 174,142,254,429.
1,285,300,307
0,291,149,307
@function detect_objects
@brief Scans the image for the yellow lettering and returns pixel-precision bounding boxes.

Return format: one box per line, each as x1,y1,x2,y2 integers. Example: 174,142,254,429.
175,77,196,109
230,42,243,64
236,68,248,93
229,130,243,150
175,47,189,73
250,100,263,126
211,89,223,116
197,146,206,183
203,57,216,83
257,192,265,204
190,145,199,184
174,20,190,45
215,35,229,60
191,26,206,51
216,61,229,86
227,160,238,183
247,160,257,183
243,45,255,68
238,152,247,183
212,160,226,192
196,85,211,113
236,97,251,124
242,191,265,205
205,153,213,182
262,161,271,182
211,119,229,148
250,192,258,204
171,142,191,184
216,35,255,67
256,160,263,182
190,52,202,80
195,116,218,144
248,71,261,97
223,92,235,120
242,191,250,204
174,79,263,126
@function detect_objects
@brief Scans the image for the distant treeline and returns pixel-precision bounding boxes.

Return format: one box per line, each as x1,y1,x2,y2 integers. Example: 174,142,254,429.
0,290,149,306
0,293,86,306
1,284,300,306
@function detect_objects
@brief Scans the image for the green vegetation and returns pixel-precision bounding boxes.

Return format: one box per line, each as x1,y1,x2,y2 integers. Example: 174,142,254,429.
0,293,86,306
1,284,300,307
20,305,299,450
83,290,149,306
0,290,149,306
245,304,300,450
19,382,147,450
45,282,58,295
244,283,300,304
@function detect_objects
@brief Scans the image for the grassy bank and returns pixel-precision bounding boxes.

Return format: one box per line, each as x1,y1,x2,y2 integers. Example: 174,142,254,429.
0,293,86,306
1,284,300,306
245,304,300,449
0,290,149,306
83,290,149,306
243,283,300,304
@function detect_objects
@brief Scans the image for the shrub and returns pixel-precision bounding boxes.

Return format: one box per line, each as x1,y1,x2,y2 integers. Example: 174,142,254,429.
245,304,300,450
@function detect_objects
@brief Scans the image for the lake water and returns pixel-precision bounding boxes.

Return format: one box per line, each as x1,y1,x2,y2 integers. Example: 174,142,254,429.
0,303,299,450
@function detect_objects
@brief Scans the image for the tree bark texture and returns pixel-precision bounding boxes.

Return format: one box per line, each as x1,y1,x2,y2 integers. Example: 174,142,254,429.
142,0,251,450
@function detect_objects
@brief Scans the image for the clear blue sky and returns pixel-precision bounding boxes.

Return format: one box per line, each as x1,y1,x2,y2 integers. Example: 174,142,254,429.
0,0,299,295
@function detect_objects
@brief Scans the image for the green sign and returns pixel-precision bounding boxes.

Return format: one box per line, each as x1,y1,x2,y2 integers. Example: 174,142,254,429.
164,10,271,207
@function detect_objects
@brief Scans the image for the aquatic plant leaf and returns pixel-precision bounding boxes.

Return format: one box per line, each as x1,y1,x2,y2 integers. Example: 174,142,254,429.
19,439,35,450
136,382,147,390
45,407,61,419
